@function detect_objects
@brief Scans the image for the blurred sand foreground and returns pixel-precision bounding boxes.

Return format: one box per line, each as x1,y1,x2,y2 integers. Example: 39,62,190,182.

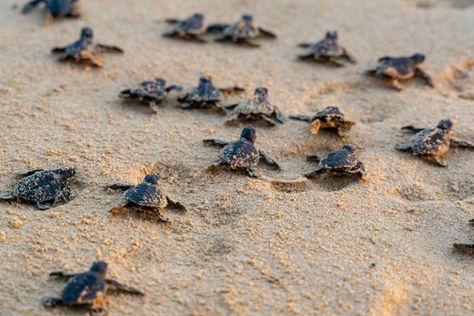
0,0,473,315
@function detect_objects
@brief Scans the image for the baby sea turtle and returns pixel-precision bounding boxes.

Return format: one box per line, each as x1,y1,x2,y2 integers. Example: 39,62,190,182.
453,219,474,255
206,14,277,47
298,31,356,66
395,119,474,167
107,174,186,222
22,0,81,18
305,145,367,180
0,167,75,210
177,76,244,114
204,125,281,177
163,13,206,43
51,27,123,67
366,53,434,90
224,87,286,126
119,78,182,113
289,106,355,137
43,261,144,314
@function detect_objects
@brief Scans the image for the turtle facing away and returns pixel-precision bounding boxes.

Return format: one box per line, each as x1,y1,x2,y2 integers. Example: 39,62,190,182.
22,0,81,18
119,78,182,113
107,174,187,222
204,125,281,177
298,31,356,66
290,106,355,137
224,87,286,126
163,13,206,43
453,219,474,255
177,76,244,114
43,261,144,314
206,14,277,47
305,145,367,180
51,27,123,67
395,119,474,167
0,167,75,210
366,53,434,90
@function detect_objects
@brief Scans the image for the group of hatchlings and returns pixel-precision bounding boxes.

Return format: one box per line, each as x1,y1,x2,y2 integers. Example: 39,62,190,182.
1,0,472,314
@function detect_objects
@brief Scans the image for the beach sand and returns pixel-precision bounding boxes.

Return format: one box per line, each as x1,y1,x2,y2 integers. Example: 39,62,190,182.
0,0,473,315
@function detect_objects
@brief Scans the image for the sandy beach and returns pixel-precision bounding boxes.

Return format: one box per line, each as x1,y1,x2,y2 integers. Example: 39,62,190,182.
0,0,473,315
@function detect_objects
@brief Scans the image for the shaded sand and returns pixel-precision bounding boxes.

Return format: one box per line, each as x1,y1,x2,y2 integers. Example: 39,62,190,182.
0,0,473,315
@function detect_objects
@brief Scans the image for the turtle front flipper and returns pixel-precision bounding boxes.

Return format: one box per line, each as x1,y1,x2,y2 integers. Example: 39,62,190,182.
306,155,321,163
247,168,261,178
258,28,277,39
165,84,183,93
390,79,404,91
37,201,53,210
206,24,230,34
49,271,79,279
203,138,229,147
304,167,325,178
395,143,413,152
415,67,434,87
107,184,133,191
148,208,170,222
453,243,474,255
21,0,44,14
42,297,63,308
260,116,277,126
105,279,145,295
56,186,72,204
401,125,425,132
51,47,68,54
223,103,240,110
350,162,367,180
18,169,44,178
224,114,243,125
166,197,187,212
431,156,448,167
298,53,316,61
289,115,312,123
274,108,286,124
450,137,474,149
342,48,357,64
96,44,124,54
258,150,281,170
219,86,245,95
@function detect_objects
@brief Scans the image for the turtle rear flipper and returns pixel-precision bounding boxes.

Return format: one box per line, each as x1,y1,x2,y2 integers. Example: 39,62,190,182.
18,169,44,178
0,192,15,202
21,0,44,14
96,44,123,54
219,86,245,95
274,108,286,124
166,197,187,212
42,297,63,308
206,24,229,34
37,201,53,210
304,168,325,178
395,143,413,152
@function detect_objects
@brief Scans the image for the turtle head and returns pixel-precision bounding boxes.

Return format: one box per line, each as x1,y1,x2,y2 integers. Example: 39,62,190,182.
242,14,253,23
326,31,338,40
193,13,204,21
254,86,268,98
80,27,94,40
240,125,257,144
144,174,161,185
436,119,453,131
410,53,425,64
199,76,212,85
90,261,108,277
56,167,76,179
342,144,356,153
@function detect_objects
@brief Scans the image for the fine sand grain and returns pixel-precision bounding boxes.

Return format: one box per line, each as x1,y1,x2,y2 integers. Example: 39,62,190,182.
0,0,473,315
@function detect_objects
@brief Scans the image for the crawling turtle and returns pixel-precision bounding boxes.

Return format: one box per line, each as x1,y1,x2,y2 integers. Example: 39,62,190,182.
22,0,81,18
366,53,434,90
177,76,244,114
204,125,281,177
119,78,182,112
298,31,356,66
395,119,473,167
453,219,474,255
289,106,355,137
0,167,75,210
107,174,186,222
51,27,123,67
305,145,367,179
43,261,144,314
224,87,286,126
163,13,207,42
206,14,276,47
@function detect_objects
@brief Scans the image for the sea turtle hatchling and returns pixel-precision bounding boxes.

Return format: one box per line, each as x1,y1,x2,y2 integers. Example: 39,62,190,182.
395,119,474,167
206,14,277,47
51,27,123,67
224,87,286,126
298,31,356,66
289,106,355,137
305,145,367,180
177,76,244,114
119,78,182,113
453,219,474,255
107,174,187,222
21,0,81,18
204,125,281,177
163,13,207,43
43,261,144,315
0,167,75,210
366,53,434,90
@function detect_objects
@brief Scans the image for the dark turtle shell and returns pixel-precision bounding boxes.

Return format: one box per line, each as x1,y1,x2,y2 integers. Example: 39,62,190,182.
12,168,74,203
120,78,168,102
179,77,221,104
222,15,259,40
233,88,275,116
320,146,358,169
309,32,345,57
219,139,259,169
313,106,345,121
408,128,451,156
124,182,167,209
22,0,80,16
172,13,204,35
374,55,424,79
60,272,105,305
